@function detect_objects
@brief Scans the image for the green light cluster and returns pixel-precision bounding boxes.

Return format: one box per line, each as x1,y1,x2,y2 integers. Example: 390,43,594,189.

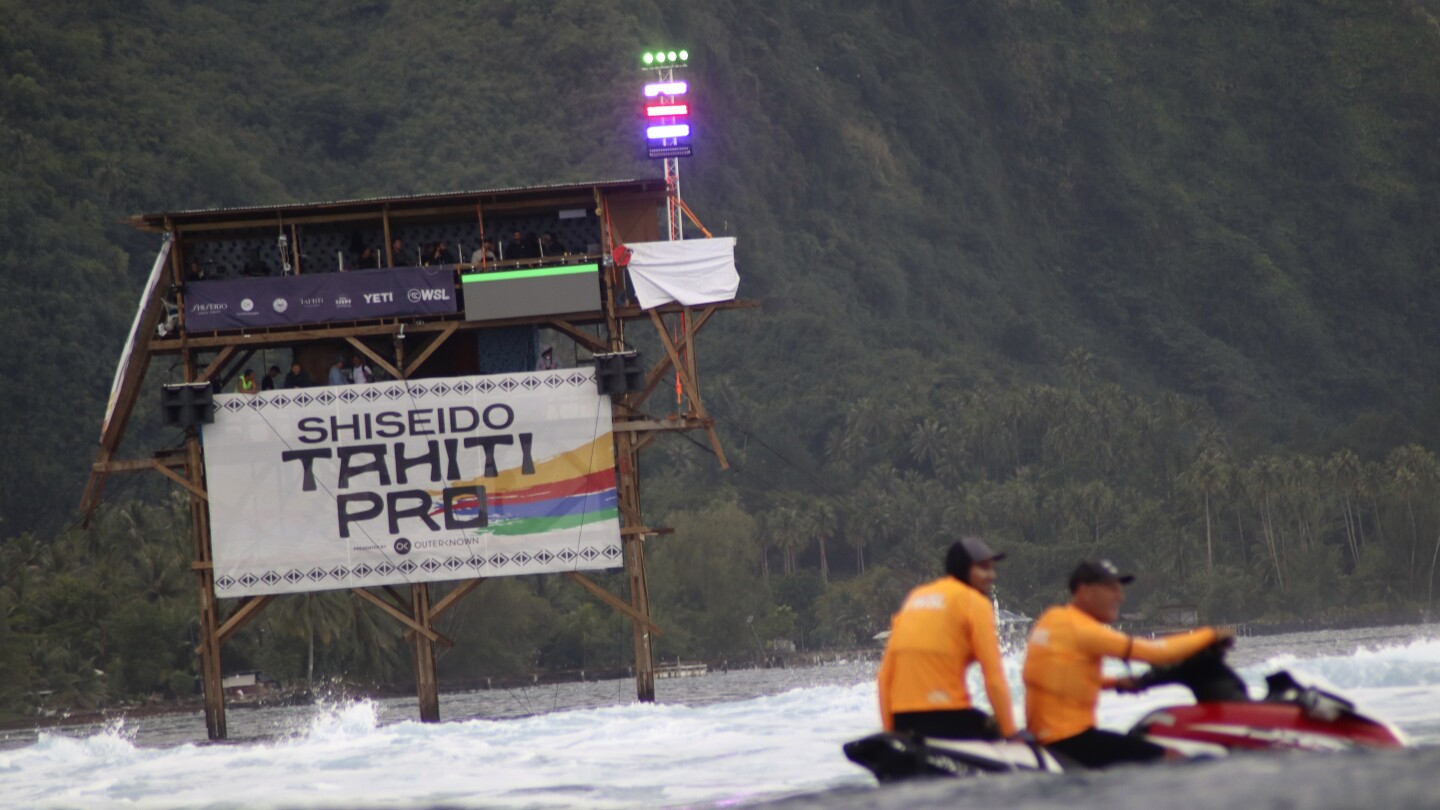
642,49,689,65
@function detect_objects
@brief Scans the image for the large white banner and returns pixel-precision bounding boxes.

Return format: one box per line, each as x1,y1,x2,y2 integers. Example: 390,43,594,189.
203,370,622,597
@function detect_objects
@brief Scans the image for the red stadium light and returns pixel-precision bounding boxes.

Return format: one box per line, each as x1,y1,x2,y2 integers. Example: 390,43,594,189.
645,103,690,118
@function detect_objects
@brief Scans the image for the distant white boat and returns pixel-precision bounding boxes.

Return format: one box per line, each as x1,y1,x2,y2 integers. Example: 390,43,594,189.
655,662,709,679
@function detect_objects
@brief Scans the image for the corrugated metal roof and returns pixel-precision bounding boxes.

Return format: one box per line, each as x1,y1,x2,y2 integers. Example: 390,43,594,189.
132,177,666,225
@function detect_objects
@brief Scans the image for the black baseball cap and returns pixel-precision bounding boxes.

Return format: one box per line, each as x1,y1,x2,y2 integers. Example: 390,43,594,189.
944,536,1006,580
1068,559,1135,591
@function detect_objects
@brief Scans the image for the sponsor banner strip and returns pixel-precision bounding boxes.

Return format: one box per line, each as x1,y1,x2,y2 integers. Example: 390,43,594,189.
184,266,457,332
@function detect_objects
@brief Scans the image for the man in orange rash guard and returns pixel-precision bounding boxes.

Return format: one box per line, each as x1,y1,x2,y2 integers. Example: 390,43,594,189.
877,537,1018,740
1023,559,1232,769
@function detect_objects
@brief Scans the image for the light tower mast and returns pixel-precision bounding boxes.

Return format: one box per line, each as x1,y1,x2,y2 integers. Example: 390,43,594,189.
641,48,692,241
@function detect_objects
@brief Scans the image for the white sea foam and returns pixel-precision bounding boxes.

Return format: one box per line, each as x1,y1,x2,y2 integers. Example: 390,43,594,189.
4,630,1439,809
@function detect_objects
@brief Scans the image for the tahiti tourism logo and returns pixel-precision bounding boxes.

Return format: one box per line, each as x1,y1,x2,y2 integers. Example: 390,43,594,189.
300,296,324,307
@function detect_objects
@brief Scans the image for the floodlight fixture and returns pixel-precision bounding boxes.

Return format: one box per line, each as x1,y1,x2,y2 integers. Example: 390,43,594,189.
647,144,693,159
645,103,690,117
642,49,690,67
646,124,691,139
643,81,688,97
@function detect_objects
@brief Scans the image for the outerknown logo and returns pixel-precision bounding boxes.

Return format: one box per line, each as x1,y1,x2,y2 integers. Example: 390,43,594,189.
240,298,255,312
393,538,412,555
272,298,288,313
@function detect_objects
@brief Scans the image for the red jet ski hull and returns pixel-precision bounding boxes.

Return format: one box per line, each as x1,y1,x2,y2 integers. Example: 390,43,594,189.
1135,701,1406,752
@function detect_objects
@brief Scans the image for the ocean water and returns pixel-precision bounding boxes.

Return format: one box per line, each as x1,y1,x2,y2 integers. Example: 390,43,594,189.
2,625,1438,809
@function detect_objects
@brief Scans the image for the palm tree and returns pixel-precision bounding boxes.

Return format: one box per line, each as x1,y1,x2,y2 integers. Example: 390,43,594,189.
1325,449,1365,568
267,591,352,688
1179,449,1229,571
805,499,840,585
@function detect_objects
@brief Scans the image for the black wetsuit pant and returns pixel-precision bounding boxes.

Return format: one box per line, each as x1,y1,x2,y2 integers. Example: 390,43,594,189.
893,709,1001,741
1046,728,1166,769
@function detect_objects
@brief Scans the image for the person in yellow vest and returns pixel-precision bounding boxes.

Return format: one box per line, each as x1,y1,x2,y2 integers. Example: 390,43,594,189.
236,368,258,396
1023,559,1232,769
877,537,1018,740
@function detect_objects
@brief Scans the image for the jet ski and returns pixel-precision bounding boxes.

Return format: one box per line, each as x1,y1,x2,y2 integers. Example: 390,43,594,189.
844,641,1407,782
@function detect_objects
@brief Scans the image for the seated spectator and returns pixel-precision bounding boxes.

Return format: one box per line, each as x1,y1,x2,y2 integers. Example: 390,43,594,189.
357,246,378,269
390,237,406,267
328,355,350,386
503,229,536,260
350,354,374,384
425,240,450,266
470,238,496,266
537,345,558,370
284,362,313,389
261,365,281,392
187,259,209,281
539,232,566,257
236,369,259,395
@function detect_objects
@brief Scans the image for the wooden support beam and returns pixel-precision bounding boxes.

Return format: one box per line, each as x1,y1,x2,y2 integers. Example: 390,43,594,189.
429,578,485,622
93,453,187,473
634,306,717,409
149,300,754,356
403,323,458,377
613,418,716,433
345,337,401,380
648,310,729,469
411,584,441,722
620,526,674,537
209,595,276,649
198,346,238,383
402,578,484,643
563,572,663,637
151,459,208,501
545,318,608,354
352,587,443,643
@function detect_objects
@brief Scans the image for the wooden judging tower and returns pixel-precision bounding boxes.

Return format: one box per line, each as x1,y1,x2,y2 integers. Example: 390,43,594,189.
80,179,747,740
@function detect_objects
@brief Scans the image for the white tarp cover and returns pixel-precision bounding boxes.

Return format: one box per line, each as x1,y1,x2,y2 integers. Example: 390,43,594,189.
625,237,739,309
203,370,622,597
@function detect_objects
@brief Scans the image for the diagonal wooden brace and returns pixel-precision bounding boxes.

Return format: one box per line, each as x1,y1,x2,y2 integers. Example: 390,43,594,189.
563,572,663,637
352,587,451,646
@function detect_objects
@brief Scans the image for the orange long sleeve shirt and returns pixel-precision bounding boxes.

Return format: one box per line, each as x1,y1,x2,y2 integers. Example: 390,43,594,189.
1022,604,1217,744
877,576,1017,738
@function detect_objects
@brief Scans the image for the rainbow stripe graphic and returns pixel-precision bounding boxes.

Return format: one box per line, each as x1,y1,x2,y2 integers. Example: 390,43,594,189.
430,435,618,536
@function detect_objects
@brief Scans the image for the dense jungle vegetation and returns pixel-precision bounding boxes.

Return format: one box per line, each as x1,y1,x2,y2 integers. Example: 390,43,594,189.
2,0,1440,718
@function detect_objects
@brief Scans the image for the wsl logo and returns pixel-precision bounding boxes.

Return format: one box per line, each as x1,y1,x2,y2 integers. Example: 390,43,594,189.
408,288,451,303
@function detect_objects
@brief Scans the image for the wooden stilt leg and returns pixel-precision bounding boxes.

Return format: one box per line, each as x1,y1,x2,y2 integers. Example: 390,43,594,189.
411,583,440,722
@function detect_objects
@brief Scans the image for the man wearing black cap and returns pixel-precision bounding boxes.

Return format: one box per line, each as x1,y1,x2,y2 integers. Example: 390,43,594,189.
876,536,1018,741
1022,560,1231,769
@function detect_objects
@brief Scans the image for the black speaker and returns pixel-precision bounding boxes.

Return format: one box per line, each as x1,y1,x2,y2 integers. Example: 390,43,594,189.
161,382,215,428
594,351,646,397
